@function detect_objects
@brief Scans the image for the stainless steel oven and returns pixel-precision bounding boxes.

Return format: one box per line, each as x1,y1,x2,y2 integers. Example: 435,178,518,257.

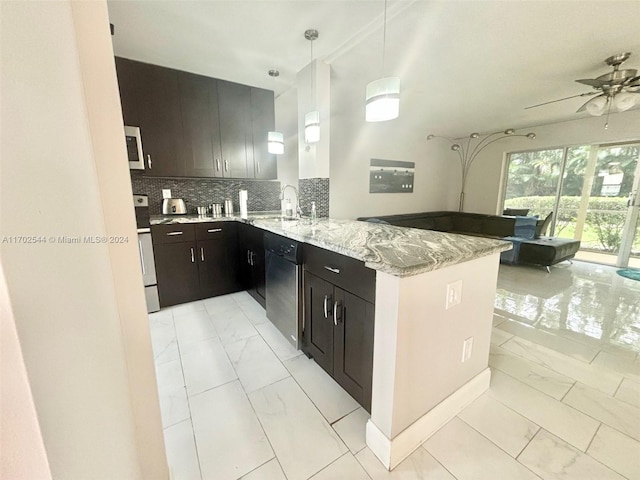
134,195,159,312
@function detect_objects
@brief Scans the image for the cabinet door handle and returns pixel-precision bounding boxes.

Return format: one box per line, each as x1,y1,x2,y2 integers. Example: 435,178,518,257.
147,154,152,169
250,252,255,266
333,301,339,326
138,240,145,275
166,231,183,236
190,247,195,263
324,266,340,274
216,158,221,172
207,228,222,233
224,159,229,172
323,295,331,319
256,161,260,174
200,247,205,262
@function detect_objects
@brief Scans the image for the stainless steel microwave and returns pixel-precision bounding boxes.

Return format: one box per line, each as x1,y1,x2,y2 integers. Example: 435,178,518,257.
125,126,145,170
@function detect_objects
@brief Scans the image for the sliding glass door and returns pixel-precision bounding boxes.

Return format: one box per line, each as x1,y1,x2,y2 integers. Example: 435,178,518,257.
503,142,640,267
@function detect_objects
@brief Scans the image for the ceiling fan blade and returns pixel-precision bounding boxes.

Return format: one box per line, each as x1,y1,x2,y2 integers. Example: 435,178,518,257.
575,78,608,87
624,75,640,86
576,94,605,113
524,91,598,110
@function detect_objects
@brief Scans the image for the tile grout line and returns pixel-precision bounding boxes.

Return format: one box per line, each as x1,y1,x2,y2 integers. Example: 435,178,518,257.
169,308,204,480
584,422,603,453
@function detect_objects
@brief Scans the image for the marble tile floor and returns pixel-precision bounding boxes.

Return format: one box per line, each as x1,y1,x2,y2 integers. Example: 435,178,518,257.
150,261,640,480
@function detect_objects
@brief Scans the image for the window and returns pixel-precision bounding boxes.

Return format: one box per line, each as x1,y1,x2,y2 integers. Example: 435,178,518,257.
502,142,640,267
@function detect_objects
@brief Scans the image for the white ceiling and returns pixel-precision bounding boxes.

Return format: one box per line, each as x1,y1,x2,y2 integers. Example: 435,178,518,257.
107,0,640,138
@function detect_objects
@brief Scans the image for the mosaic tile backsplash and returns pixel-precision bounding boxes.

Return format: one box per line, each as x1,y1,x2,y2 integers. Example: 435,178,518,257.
130,171,281,215
299,178,330,218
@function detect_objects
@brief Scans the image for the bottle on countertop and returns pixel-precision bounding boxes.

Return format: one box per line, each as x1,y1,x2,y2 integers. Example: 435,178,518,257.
310,201,317,224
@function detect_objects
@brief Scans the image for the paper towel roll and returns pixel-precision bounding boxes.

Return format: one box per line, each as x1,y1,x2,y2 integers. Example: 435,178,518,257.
239,189,248,218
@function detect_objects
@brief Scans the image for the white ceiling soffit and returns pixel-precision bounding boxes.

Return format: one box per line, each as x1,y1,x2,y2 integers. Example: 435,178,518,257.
107,1,640,137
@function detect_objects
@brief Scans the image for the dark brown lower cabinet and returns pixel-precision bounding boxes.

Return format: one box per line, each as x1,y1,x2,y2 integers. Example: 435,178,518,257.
303,271,375,412
154,242,200,307
152,222,240,307
237,224,266,308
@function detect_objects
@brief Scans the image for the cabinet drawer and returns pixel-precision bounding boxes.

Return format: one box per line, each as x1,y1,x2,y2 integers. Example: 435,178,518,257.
195,222,235,240
151,224,195,244
304,244,375,303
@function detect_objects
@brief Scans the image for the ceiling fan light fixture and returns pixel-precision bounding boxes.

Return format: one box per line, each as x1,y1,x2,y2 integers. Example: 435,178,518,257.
586,96,608,116
614,91,637,112
504,129,515,135
365,77,400,122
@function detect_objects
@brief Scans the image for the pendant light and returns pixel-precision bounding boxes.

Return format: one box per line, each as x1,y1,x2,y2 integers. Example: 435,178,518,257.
304,29,320,144
366,0,400,122
267,69,284,155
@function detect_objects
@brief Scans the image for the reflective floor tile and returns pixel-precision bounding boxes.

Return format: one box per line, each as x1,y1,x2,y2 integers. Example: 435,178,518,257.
174,310,218,347
190,381,274,480
501,336,622,395
587,424,640,480
180,337,237,396
614,377,640,408
163,419,201,480
209,309,258,346
563,382,640,441
248,377,347,480
490,345,575,399
458,392,539,457
519,429,625,480
239,459,286,480
332,408,369,454
158,384,190,429
423,417,538,480
489,371,599,451
255,321,301,361
309,453,370,480
357,446,454,480
284,354,359,424
224,334,290,393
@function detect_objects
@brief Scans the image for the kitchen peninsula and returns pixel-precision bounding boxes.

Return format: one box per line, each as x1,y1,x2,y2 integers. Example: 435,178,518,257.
152,213,510,469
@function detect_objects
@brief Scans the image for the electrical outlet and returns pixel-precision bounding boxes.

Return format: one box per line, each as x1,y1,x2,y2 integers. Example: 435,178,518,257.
446,280,463,309
461,336,474,362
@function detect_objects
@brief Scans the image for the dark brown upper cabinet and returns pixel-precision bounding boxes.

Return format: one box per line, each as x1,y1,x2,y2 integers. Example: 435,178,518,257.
114,57,277,180
115,57,186,177
178,72,222,178
217,80,253,179
250,87,278,180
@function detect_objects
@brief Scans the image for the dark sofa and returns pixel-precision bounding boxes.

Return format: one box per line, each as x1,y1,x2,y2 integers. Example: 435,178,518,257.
358,211,580,271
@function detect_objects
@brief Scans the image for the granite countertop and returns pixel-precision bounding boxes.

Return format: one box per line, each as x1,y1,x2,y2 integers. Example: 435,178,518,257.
150,213,511,277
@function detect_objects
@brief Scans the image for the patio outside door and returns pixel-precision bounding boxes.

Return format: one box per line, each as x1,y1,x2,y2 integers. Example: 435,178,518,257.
503,142,640,268
559,143,640,267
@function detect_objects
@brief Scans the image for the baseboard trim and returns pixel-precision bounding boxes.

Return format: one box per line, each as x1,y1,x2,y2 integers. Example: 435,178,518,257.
366,368,491,470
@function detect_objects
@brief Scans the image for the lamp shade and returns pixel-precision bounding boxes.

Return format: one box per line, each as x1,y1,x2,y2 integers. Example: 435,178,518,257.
614,92,637,112
586,96,608,116
267,131,284,154
365,77,400,122
304,111,320,144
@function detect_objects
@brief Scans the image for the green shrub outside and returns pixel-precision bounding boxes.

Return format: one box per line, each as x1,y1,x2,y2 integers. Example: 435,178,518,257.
505,196,629,252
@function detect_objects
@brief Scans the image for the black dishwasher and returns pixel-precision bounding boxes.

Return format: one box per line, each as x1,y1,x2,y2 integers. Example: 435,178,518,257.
264,232,303,349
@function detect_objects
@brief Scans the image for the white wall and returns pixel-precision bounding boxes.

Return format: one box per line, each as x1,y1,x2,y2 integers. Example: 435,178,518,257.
463,109,640,214
0,1,167,478
1,265,52,479
276,85,300,210
298,60,331,180
326,9,458,219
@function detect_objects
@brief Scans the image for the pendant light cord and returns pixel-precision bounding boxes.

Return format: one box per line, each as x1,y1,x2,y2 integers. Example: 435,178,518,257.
382,0,388,76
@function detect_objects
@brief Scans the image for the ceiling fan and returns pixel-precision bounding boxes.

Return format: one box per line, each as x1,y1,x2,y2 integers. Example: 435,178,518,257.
526,52,640,128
